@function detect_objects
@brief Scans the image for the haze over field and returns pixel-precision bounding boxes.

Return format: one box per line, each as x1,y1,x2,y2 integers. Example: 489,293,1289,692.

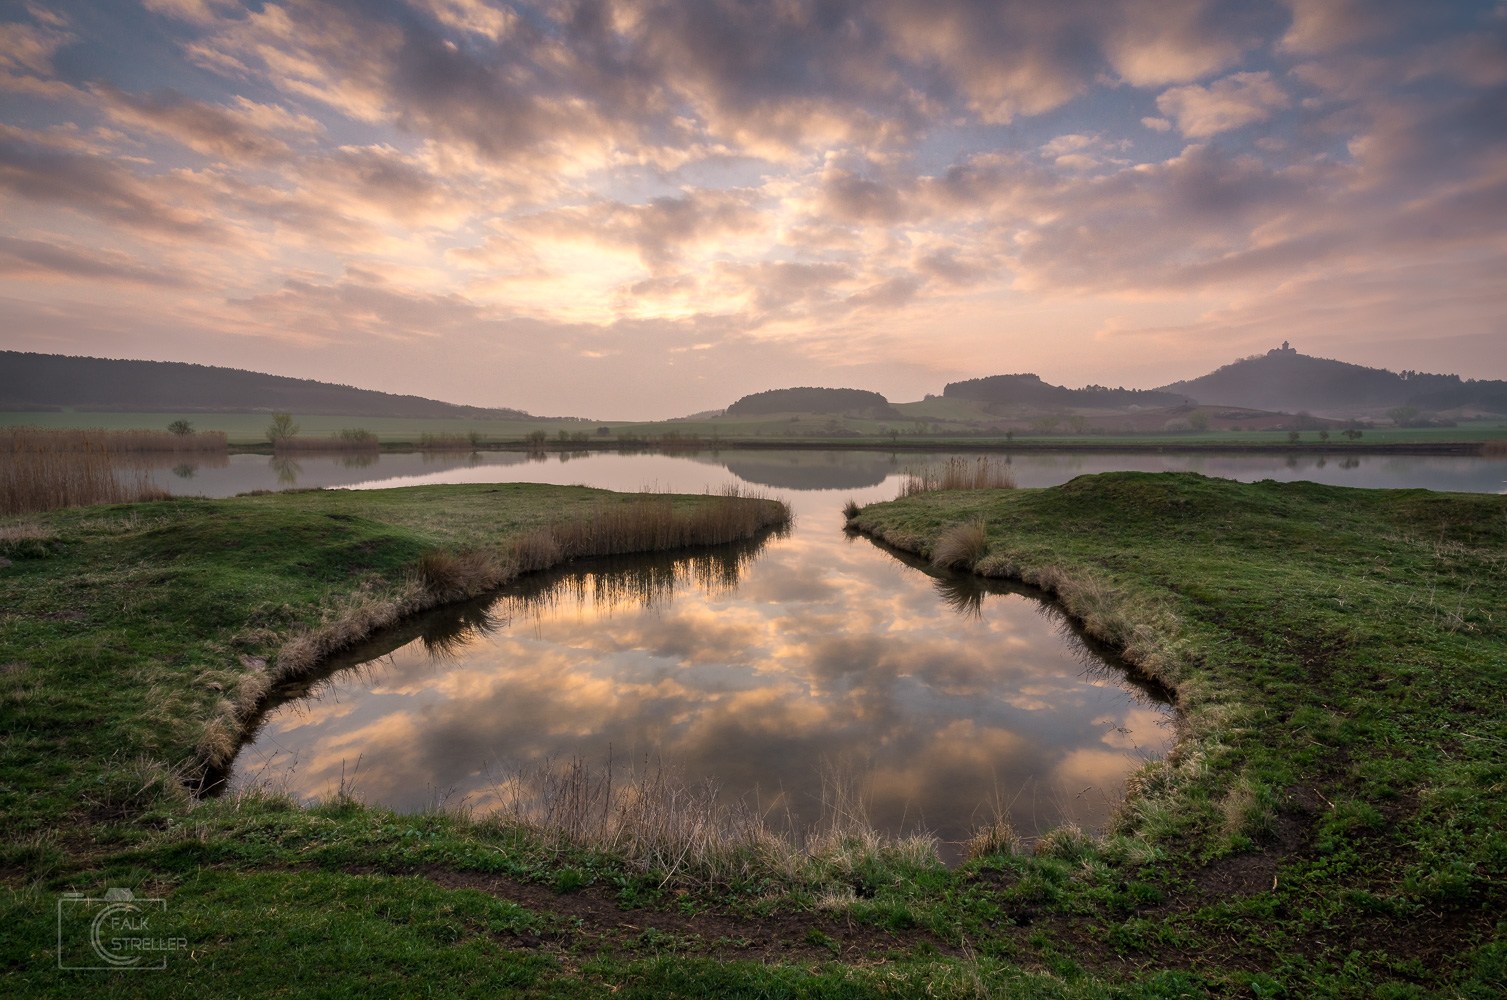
1,1,1504,418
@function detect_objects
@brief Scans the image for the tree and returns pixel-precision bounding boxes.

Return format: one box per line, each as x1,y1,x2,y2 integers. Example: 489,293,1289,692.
167,419,194,436
1068,415,1090,434
266,413,298,442
1387,406,1419,427
1318,429,1330,443
1287,430,1301,444
1188,411,1209,431
1342,428,1363,442
1030,415,1060,434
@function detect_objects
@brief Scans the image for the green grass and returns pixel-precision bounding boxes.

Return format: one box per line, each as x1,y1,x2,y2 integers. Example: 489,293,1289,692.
3,474,1507,997
847,472,1507,997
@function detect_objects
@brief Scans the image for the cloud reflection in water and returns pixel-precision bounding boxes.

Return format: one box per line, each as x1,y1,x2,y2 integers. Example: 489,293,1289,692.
236,516,1172,850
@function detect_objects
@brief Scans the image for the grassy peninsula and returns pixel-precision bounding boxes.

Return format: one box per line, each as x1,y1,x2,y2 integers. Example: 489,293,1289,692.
2,473,1504,998
847,472,1506,996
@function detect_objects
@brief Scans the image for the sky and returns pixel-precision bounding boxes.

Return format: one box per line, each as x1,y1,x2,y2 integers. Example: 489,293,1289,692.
0,0,1504,419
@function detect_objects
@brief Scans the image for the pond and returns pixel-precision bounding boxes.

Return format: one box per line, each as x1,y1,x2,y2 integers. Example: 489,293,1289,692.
212,449,1501,855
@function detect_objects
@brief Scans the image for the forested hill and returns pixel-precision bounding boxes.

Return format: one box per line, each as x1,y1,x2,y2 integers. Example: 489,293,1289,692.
726,387,900,417
1156,346,1507,414
0,352,535,419
943,373,1186,409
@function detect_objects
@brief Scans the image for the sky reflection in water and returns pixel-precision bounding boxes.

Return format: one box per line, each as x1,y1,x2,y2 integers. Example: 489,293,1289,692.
236,460,1176,852
226,449,1505,850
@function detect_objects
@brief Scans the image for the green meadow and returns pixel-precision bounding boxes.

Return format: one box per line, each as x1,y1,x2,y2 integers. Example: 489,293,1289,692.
0,473,1504,998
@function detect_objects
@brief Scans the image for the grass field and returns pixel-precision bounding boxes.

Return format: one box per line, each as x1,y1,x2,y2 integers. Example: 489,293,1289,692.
1,474,1505,997
5,410,1505,449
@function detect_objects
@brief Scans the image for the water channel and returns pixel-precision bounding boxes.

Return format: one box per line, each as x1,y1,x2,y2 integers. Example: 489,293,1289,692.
155,449,1501,854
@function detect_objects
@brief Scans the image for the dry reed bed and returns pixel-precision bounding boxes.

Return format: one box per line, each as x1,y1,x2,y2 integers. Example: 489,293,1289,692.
0,449,171,516
1483,438,1507,457
2,425,227,453
899,456,1016,496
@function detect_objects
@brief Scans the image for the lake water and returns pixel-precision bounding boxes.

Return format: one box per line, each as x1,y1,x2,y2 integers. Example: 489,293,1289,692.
213,449,1502,854
143,447,1507,498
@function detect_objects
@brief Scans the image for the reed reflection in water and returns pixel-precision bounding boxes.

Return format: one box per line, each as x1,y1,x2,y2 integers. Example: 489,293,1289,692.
236,515,1172,855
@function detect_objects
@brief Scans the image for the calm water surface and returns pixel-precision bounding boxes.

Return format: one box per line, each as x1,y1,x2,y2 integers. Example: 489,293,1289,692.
146,447,1507,497
216,449,1502,850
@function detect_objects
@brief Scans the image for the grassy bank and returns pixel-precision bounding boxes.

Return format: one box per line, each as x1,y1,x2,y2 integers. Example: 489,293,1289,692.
3,474,1505,997
846,472,1506,997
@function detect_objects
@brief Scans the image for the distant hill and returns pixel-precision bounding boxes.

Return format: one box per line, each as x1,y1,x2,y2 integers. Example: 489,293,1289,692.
726,387,900,418
0,352,535,419
943,373,1185,410
1157,344,1507,414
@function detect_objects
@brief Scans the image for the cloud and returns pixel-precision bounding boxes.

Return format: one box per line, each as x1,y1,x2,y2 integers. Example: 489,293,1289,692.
515,188,767,273
0,235,189,286
4,0,1507,411
94,86,323,164
142,0,239,24
1156,71,1290,136
0,14,68,75
0,127,228,240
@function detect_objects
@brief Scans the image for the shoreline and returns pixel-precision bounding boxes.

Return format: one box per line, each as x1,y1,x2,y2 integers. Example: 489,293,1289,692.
227,438,1499,457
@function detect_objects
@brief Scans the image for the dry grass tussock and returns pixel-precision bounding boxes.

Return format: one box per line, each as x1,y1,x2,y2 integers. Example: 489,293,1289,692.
2,426,226,454
0,449,173,516
900,456,1016,497
931,517,989,569
965,817,1023,860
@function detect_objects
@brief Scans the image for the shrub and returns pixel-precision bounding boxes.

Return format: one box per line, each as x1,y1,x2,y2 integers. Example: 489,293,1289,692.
274,428,379,453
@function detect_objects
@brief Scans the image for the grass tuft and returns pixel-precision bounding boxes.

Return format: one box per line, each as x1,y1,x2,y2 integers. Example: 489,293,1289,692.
931,517,989,569
965,817,1023,860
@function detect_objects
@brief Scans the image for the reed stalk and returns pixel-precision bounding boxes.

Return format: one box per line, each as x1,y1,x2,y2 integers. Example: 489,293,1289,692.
899,456,1016,496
